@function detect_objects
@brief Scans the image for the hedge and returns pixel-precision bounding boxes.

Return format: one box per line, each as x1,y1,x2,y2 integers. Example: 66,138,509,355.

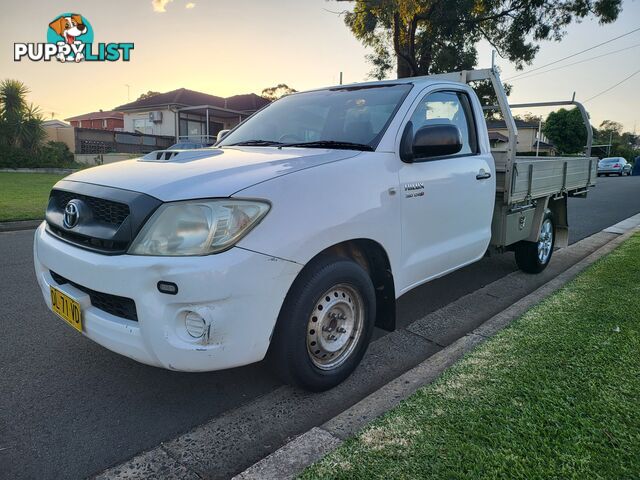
0,141,75,168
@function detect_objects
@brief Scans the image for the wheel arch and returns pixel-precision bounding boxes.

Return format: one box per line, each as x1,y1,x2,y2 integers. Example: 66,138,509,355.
283,238,397,332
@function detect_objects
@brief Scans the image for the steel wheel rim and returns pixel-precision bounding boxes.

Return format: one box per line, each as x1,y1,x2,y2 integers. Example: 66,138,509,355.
537,219,553,264
306,283,364,370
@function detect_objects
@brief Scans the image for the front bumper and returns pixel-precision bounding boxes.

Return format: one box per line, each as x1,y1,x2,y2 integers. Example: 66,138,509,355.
33,222,302,371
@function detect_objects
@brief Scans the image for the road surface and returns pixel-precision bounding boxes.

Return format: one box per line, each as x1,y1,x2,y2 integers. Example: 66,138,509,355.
1,175,639,480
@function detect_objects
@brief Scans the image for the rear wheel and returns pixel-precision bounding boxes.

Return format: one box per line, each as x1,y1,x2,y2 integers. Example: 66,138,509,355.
268,256,375,391
514,211,555,274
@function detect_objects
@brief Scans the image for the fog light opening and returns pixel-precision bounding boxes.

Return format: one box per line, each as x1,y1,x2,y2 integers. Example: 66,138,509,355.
185,311,207,338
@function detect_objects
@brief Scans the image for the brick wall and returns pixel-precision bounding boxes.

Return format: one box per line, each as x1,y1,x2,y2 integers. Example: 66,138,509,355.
69,118,124,131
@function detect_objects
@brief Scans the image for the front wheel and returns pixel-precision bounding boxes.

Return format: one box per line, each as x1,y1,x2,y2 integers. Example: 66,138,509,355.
267,256,376,391
514,211,555,274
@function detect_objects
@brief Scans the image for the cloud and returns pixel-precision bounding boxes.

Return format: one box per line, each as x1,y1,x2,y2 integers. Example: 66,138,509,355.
185,2,196,8
152,0,173,12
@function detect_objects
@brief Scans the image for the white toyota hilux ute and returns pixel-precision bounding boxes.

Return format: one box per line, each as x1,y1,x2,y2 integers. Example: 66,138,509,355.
34,69,597,391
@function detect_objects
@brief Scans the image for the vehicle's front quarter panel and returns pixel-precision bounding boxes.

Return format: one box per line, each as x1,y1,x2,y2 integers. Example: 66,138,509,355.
234,152,402,282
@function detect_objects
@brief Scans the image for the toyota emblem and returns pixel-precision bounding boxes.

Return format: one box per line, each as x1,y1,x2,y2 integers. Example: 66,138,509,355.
63,201,80,228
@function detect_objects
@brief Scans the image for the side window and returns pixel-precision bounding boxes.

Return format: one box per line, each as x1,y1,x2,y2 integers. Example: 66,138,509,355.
409,90,477,156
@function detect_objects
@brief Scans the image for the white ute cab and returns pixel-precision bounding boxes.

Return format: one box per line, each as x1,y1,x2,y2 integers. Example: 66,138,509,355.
35,69,597,391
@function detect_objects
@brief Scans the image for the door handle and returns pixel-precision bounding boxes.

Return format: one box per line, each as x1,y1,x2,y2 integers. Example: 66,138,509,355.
476,171,492,180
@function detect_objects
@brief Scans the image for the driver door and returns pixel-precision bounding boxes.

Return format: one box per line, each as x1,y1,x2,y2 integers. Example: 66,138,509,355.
397,89,495,291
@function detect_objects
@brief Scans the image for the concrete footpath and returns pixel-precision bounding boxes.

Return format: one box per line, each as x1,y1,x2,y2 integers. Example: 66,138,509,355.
0,219,42,232
95,214,640,480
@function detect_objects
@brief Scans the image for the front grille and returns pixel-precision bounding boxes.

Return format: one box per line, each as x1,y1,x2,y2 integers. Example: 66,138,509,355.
50,271,138,322
45,181,162,255
50,190,130,226
47,224,130,252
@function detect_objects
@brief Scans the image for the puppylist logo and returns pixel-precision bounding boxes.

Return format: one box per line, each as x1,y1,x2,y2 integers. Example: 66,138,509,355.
14,13,134,63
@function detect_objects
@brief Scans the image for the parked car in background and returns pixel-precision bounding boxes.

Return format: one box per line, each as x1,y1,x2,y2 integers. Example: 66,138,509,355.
167,141,214,150
633,157,640,176
597,157,632,176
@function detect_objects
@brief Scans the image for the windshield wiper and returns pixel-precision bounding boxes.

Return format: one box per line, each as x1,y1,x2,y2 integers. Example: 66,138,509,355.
226,140,284,146
277,140,374,151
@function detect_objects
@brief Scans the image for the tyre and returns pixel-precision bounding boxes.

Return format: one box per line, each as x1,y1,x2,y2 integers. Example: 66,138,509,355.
514,211,555,274
267,255,376,391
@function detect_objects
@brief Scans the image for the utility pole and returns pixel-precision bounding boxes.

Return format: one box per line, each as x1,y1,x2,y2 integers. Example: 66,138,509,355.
536,117,542,157
608,131,613,156
339,72,343,85
124,84,131,101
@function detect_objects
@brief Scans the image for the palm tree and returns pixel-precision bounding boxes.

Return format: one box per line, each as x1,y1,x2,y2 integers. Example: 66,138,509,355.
20,104,46,152
0,79,44,151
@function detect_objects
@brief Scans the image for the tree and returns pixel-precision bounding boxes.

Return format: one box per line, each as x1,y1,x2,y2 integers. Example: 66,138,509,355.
0,79,44,152
598,119,623,137
472,79,512,119
594,120,637,161
542,108,587,154
261,84,297,101
137,90,161,101
337,0,621,79
514,112,542,123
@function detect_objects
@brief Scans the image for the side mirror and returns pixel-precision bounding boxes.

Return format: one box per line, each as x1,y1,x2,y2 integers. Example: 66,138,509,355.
413,124,463,159
216,129,231,143
401,123,463,162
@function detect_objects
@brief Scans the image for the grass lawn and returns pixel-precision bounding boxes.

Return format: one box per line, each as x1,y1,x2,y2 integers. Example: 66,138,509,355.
302,234,640,479
0,172,64,222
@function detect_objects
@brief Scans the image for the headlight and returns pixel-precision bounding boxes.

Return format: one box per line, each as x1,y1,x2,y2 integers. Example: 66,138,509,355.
128,199,270,256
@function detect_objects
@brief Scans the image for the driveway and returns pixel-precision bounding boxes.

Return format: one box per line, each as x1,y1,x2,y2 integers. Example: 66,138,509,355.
2,175,639,480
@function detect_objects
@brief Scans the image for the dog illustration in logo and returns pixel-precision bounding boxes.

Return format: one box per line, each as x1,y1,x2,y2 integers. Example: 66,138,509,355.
48,14,88,62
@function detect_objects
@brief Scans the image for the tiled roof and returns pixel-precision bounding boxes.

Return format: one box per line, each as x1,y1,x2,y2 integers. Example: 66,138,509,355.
488,131,509,142
224,94,271,112
114,88,270,112
486,119,539,130
65,111,123,121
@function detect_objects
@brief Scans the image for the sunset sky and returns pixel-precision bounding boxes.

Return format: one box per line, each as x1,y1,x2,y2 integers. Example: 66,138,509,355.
2,0,639,132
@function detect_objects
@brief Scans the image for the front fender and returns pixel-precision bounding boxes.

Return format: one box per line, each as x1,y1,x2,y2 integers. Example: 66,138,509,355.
234,152,402,275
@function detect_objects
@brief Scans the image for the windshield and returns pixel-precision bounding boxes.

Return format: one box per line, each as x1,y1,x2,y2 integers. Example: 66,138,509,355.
219,84,413,150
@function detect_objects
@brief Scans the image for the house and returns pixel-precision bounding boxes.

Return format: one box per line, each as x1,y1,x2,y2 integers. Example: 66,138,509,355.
42,119,70,128
114,89,271,144
486,119,556,155
488,131,509,151
43,119,75,151
65,111,124,130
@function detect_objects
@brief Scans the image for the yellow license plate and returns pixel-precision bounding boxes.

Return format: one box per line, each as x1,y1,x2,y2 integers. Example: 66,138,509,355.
50,286,82,333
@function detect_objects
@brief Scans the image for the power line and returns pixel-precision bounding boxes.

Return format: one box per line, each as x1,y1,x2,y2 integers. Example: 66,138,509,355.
584,68,640,103
504,26,640,81
510,42,640,81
